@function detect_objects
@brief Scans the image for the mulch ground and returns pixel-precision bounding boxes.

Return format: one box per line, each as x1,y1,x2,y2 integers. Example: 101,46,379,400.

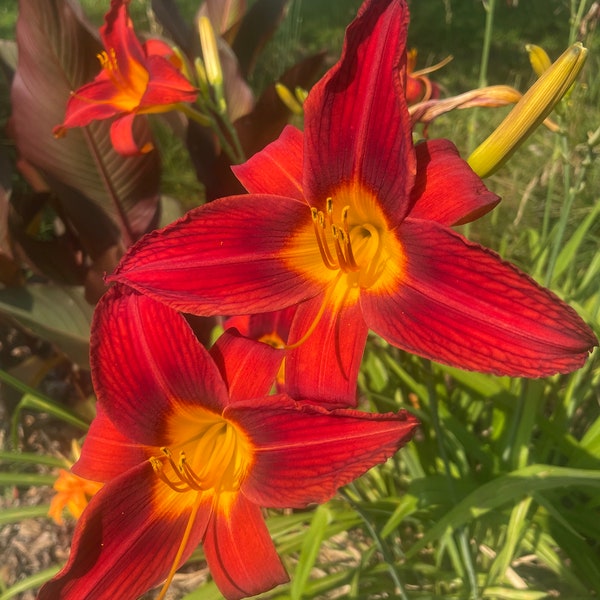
0,319,211,599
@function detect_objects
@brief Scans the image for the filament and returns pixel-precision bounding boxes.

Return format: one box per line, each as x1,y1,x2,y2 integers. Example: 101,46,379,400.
155,494,203,600
284,273,342,350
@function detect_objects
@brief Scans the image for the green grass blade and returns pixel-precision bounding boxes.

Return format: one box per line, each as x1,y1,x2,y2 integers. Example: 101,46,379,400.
0,505,51,525
0,566,60,600
405,464,600,558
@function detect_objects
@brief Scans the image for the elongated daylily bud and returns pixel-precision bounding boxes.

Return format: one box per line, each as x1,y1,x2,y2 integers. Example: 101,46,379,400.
468,42,587,178
198,16,226,113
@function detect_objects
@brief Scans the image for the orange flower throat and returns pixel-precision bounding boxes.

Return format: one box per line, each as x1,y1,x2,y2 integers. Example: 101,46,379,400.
151,408,253,495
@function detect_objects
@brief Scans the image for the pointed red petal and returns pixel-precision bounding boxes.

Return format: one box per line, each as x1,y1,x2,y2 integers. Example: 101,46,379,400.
362,220,598,376
232,125,304,198
408,139,500,226
209,329,284,402
111,194,323,315
38,462,212,600
224,305,296,342
91,286,229,445
110,113,152,155
230,397,419,508
303,0,414,222
285,293,368,407
72,405,149,482
204,494,288,600
101,0,146,79
142,55,198,106
55,78,123,130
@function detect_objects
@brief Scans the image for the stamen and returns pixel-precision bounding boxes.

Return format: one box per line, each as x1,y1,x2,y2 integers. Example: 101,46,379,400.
341,206,360,270
311,208,338,270
151,456,190,493
155,494,203,600
311,200,362,274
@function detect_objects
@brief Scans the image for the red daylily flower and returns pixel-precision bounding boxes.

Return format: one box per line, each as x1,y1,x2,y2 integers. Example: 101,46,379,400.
53,0,197,155
110,0,597,405
38,286,418,600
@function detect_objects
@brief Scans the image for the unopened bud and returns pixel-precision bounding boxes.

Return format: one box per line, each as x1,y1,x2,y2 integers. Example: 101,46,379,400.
468,43,587,178
275,83,304,115
198,16,225,111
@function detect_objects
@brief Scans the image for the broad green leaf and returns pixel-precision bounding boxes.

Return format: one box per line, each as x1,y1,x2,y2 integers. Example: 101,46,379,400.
11,0,160,251
0,284,92,366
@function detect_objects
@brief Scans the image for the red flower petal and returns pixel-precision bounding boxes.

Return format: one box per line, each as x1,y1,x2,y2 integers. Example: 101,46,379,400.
142,55,198,107
230,396,419,508
73,405,149,482
232,125,304,199
109,113,153,155
111,195,323,315
37,462,212,600
101,0,146,80
204,493,288,600
285,292,368,407
91,286,229,445
362,220,598,376
303,0,415,222
55,78,123,131
209,329,284,402
408,139,500,226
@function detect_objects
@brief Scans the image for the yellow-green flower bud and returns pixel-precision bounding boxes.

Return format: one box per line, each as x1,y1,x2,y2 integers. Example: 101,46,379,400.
199,16,225,112
468,42,587,178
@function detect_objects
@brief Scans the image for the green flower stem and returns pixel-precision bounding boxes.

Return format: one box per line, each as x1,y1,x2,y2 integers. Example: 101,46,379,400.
467,0,496,155
177,102,246,165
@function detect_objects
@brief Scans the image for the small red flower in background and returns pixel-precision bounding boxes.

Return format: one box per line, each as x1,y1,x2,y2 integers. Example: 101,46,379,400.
53,0,197,155
405,48,446,104
37,286,418,600
111,0,597,406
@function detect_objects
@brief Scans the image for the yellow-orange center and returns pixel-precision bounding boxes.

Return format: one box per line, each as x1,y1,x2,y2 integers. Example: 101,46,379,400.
97,47,149,111
287,184,405,305
150,407,253,497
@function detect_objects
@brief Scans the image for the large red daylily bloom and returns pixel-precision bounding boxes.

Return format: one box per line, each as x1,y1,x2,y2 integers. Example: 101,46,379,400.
53,0,197,155
38,286,418,600
110,0,597,405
